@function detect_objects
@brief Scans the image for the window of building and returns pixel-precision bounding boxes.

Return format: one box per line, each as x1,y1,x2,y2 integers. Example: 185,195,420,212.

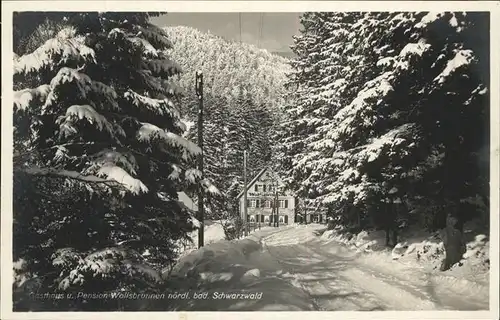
247,199,251,207
261,215,265,223
265,200,270,208
255,199,260,208
250,199,256,208
263,185,267,192
254,185,259,192
279,200,285,208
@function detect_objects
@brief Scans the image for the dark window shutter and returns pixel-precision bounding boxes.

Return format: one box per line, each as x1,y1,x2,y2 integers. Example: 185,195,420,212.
261,215,265,223
285,200,289,208
285,215,288,224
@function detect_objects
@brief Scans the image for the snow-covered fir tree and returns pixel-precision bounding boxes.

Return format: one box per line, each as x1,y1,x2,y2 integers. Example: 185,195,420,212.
12,12,217,311
280,12,489,270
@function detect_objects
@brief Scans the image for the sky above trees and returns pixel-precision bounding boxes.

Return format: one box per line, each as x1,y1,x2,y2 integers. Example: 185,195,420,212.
150,12,300,53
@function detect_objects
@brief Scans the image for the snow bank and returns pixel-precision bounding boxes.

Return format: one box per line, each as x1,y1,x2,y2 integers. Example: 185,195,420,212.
169,239,260,279
167,226,291,280
164,225,316,311
321,226,388,253
321,222,489,272
320,221,490,309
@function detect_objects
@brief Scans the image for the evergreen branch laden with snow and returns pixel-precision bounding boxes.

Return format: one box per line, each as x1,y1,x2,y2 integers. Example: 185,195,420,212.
14,27,96,76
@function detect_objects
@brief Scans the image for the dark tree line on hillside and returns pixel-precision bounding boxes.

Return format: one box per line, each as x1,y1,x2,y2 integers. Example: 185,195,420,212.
278,12,489,271
163,25,290,230
183,89,275,231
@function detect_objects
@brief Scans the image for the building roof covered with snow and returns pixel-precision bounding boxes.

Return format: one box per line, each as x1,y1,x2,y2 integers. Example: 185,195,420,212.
236,166,290,199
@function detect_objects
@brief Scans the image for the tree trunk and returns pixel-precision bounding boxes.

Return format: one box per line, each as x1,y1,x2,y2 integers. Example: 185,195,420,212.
385,226,391,247
357,207,361,227
440,212,466,271
440,126,466,271
383,202,391,247
391,201,399,245
384,200,398,247
391,228,398,247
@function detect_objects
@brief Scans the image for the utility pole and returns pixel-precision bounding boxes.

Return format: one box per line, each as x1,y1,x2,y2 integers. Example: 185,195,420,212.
304,199,308,225
276,189,279,227
274,179,279,228
243,150,248,237
258,201,261,230
196,71,204,248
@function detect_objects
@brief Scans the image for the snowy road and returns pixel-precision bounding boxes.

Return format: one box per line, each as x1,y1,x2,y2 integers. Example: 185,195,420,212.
258,225,488,311
167,224,489,311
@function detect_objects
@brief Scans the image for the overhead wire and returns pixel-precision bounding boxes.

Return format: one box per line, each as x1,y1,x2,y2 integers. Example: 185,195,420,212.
257,13,264,48
239,12,242,44
233,12,242,63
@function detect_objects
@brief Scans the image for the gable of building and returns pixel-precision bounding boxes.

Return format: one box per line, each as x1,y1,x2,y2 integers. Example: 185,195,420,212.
236,167,291,199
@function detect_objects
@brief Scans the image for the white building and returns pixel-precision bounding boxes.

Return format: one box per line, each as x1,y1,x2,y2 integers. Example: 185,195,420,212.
236,167,296,226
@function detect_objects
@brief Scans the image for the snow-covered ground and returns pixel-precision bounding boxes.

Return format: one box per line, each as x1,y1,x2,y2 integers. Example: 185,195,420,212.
179,220,280,253
173,220,228,259
169,220,277,270
164,223,491,312
188,220,227,245
319,222,490,310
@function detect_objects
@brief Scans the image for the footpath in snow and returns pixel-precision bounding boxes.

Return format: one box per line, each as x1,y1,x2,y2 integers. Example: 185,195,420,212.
162,223,490,311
